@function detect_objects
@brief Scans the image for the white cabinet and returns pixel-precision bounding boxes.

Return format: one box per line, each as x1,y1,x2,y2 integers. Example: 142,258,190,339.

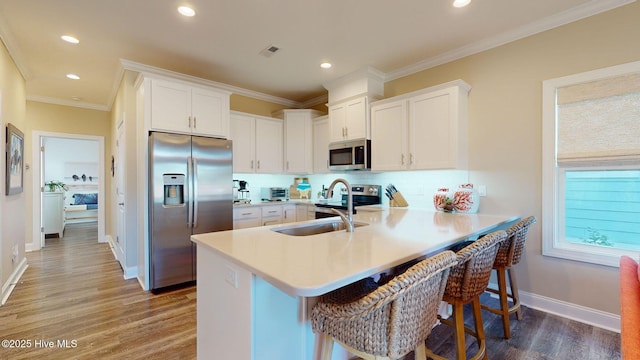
273,109,323,175
230,112,283,173
313,115,330,173
329,95,370,142
282,205,297,224
261,206,283,226
150,77,230,138
371,80,471,171
43,192,65,237
233,207,262,229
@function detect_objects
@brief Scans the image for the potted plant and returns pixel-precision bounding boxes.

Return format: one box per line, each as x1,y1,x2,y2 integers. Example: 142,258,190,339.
45,180,68,192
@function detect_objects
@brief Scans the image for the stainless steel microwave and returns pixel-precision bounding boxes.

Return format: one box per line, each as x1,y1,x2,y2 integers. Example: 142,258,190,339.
328,139,371,171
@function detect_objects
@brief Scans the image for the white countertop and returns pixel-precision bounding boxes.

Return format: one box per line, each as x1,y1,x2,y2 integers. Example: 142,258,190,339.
192,207,519,297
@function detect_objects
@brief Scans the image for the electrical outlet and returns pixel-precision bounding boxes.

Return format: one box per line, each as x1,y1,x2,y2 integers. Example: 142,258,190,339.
224,266,238,288
477,185,487,197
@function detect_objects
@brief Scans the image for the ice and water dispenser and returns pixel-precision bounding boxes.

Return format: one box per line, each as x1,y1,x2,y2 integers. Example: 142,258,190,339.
163,174,185,206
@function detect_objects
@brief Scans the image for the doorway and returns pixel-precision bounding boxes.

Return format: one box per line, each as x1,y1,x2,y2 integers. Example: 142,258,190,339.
30,131,105,251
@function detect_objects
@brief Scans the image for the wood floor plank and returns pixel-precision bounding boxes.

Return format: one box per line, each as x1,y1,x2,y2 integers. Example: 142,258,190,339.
0,223,196,360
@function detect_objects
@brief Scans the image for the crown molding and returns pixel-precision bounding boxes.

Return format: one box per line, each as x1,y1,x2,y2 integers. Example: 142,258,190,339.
386,0,636,82
0,13,31,80
26,95,110,112
119,59,303,109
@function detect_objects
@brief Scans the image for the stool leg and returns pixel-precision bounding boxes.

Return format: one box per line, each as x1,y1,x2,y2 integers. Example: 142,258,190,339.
320,334,334,360
452,302,466,360
472,298,488,360
497,267,511,339
507,268,523,320
415,342,427,360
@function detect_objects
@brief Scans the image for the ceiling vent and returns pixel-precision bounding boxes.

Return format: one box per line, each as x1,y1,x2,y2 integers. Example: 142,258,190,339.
260,44,280,58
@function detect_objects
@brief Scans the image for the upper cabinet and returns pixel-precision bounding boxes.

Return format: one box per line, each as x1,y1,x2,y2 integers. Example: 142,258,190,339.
328,95,371,142
150,77,230,138
371,80,471,171
230,112,283,174
313,115,330,173
273,109,323,175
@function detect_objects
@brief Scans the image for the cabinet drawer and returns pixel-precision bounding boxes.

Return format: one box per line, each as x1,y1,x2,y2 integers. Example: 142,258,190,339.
261,206,283,217
234,207,261,220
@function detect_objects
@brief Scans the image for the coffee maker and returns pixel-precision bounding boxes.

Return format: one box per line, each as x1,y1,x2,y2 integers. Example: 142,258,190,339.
234,180,250,204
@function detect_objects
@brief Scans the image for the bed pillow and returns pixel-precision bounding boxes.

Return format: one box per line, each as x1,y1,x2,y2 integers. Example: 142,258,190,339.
73,193,98,205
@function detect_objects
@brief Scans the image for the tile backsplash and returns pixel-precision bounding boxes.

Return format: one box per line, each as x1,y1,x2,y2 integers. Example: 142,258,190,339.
233,170,469,209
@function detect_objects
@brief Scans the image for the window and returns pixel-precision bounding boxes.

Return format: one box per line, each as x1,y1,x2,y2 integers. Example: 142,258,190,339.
542,61,640,267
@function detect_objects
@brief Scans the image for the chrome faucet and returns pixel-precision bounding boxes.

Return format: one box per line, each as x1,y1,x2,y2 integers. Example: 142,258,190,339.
325,178,354,232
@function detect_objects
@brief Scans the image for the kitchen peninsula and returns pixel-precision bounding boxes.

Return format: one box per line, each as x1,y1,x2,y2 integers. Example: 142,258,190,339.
191,207,519,359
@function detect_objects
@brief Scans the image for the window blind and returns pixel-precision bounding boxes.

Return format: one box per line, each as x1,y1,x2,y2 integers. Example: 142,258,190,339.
556,73,640,166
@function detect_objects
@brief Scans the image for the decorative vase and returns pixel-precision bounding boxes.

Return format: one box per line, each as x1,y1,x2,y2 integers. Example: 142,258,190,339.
433,188,452,212
453,183,480,213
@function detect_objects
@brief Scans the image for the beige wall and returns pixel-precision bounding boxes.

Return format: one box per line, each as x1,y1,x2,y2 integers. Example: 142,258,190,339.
0,39,26,292
385,2,640,314
24,101,111,247
230,94,289,117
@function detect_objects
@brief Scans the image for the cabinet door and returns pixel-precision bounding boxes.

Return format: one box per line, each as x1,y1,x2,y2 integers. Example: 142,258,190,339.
43,193,64,237
409,90,454,169
371,100,408,171
150,79,191,133
282,205,297,223
255,118,283,173
295,205,308,222
230,113,256,173
344,96,368,140
313,116,330,173
328,103,346,142
191,87,229,138
284,112,312,174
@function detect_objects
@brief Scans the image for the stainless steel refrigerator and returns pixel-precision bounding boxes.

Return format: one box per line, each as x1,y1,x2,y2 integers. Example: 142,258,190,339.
149,132,233,291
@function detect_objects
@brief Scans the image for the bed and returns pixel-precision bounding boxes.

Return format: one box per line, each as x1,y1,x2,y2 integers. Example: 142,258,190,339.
64,191,98,224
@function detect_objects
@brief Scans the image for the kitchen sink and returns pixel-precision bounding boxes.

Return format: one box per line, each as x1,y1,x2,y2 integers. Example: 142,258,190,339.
271,220,368,236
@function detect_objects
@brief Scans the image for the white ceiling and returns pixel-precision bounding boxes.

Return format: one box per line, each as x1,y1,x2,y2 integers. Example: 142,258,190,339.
0,0,633,110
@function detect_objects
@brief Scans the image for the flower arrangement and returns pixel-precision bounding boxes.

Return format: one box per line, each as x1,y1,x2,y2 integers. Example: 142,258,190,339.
45,180,68,192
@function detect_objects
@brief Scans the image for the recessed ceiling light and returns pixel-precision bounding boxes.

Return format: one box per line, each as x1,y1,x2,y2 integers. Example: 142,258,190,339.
61,35,79,44
453,0,471,8
66,73,80,80
320,62,332,69
178,6,196,17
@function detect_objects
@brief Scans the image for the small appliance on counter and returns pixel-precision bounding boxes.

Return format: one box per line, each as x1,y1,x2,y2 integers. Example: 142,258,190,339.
261,187,289,201
236,180,250,204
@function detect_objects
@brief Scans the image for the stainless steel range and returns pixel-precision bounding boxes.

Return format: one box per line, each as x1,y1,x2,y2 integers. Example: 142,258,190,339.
314,184,381,219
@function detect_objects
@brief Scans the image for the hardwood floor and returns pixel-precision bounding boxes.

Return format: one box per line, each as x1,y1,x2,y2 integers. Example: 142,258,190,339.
1,223,621,359
1,223,196,360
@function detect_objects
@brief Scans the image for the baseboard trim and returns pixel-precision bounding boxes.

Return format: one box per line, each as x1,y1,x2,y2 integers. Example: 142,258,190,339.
487,281,620,333
123,266,137,280
1,258,28,306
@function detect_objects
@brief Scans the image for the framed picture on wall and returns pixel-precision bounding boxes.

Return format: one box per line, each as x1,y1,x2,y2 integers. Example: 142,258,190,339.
6,123,24,195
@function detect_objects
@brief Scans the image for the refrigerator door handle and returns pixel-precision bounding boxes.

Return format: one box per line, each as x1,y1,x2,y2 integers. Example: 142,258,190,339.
187,156,194,228
193,157,199,229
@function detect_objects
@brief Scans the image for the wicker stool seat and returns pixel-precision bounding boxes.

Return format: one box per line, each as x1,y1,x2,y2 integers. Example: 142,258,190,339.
427,230,507,360
311,251,458,360
481,216,537,339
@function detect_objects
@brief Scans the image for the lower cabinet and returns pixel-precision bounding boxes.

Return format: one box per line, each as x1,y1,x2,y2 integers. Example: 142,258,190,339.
43,192,65,237
233,207,262,229
233,203,312,229
262,206,283,226
283,205,297,223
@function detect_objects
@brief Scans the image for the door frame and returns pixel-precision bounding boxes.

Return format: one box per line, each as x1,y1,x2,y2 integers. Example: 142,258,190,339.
29,131,106,251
